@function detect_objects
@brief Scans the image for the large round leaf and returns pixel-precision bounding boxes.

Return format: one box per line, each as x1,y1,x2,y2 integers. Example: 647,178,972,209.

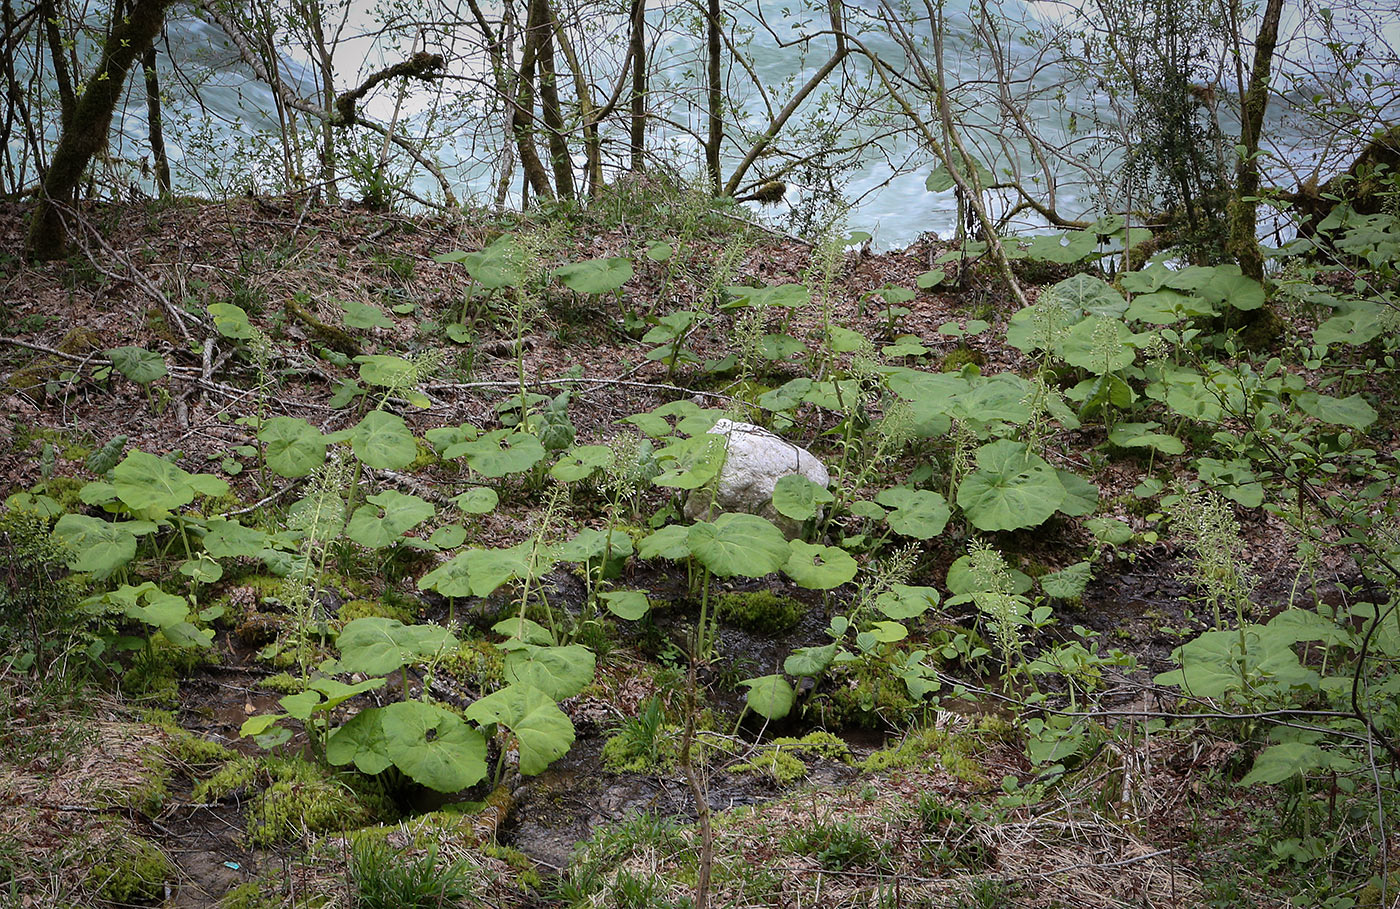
550,444,615,482
460,430,546,478
106,346,167,384
1048,273,1127,317
1057,316,1136,374
552,257,633,294
784,540,857,589
956,440,1066,532
504,644,596,700
686,513,790,578
740,674,795,720
52,514,137,577
349,411,417,469
111,450,201,511
465,684,575,775
202,519,268,559
344,490,435,549
418,551,474,598
875,487,950,539
333,617,458,675
772,474,834,521
381,701,488,791
258,417,328,478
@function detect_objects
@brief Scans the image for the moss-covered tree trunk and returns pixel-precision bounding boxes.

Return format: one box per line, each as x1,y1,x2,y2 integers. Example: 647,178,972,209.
705,0,722,194
27,0,174,259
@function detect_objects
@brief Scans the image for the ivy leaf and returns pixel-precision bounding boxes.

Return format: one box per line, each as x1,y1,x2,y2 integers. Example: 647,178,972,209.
784,540,858,589
552,257,633,294
504,644,596,700
106,346,168,385
740,674,795,720
686,513,790,578
875,487,950,539
349,411,417,470
465,684,575,775
956,440,1066,531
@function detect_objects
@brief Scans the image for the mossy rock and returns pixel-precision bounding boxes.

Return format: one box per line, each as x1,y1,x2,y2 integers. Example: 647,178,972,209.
714,590,806,636
91,835,173,904
809,657,917,729
339,597,414,624
940,345,986,373
196,756,395,847
731,731,852,784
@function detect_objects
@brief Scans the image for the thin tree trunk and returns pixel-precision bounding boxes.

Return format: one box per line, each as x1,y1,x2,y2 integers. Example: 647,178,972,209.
512,0,554,201
705,0,722,194
40,0,74,131
27,0,173,259
530,0,573,199
304,0,337,201
629,0,646,171
143,42,171,198
1227,0,1283,281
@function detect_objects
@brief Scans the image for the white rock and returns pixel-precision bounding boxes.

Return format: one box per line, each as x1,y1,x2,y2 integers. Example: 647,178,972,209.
683,419,830,533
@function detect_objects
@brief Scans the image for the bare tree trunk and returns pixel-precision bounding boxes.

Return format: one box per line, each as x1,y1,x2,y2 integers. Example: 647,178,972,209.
705,0,722,194
304,0,338,201
512,0,555,201
27,0,173,259
629,0,646,172
143,43,171,198
530,0,574,199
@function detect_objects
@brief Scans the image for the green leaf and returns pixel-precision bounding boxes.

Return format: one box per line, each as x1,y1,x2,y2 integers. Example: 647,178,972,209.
784,540,857,589
875,487,950,539
418,552,474,598
340,300,393,329
771,473,833,521
335,702,488,792
1295,392,1377,429
555,527,633,564
601,590,650,620
1086,517,1133,546
428,524,467,549
355,354,418,388
259,417,328,478
550,444,615,482
1057,316,1136,374
723,283,810,309
646,241,674,262
1239,742,1357,786
686,513,790,578
1054,469,1099,517
637,524,692,561
106,346,167,385
465,684,575,775
1050,273,1127,316
946,555,1034,596
925,156,993,192
652,434,725,490
425,424,479,458
1040,562,1092,599
875,584,940,620
740,674,795,720
458,430,546,478
349,411,418,470
452,487,498,515
333,618,458,676
112,450,202,511
553,257,633,294
504,644,596,700
345,491,435,549
208,302,254,339
53,514,137,577
450,234,522,289
784,644,838,677
956,440,1066,532
1108,422,1186,455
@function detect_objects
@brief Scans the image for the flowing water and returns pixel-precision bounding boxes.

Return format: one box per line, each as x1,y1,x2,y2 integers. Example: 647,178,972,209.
12,0,1398,246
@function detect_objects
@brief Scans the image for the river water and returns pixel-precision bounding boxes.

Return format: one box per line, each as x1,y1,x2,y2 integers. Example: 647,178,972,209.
17,0,1400,247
